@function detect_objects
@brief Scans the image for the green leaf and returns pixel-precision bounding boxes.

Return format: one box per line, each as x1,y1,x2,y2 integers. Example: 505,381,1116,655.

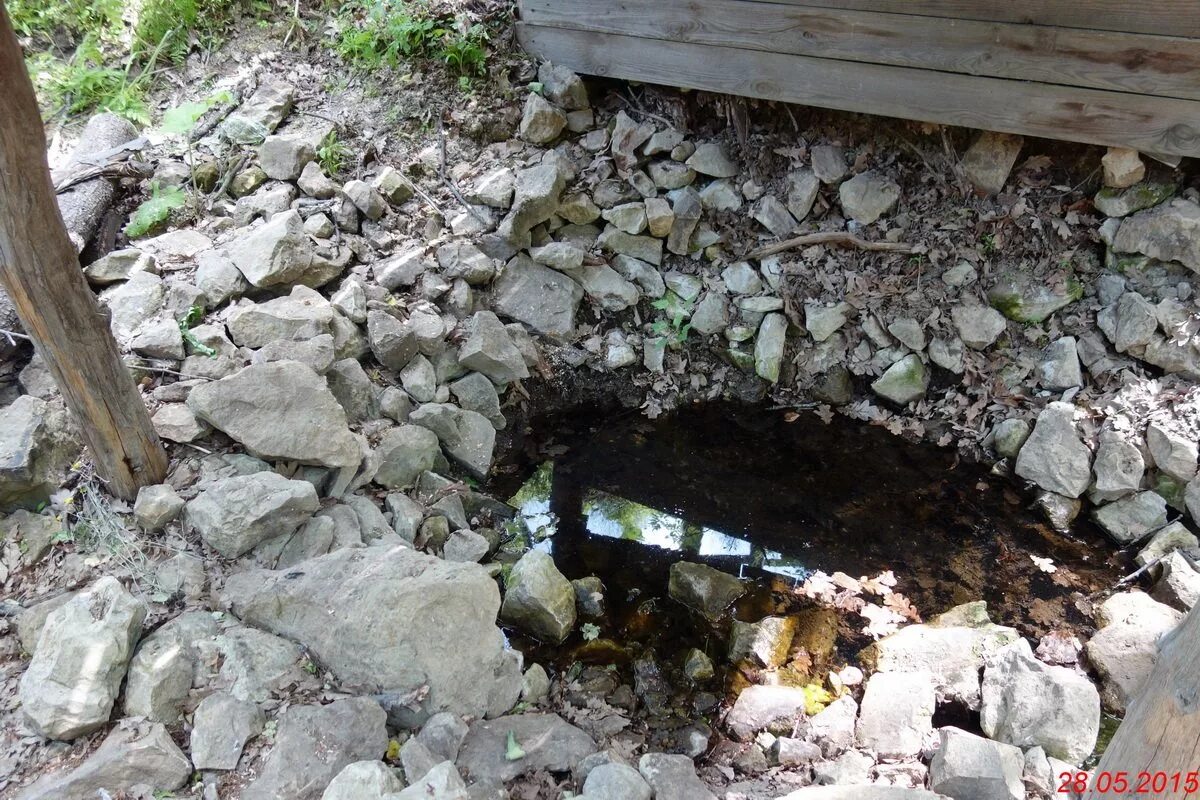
125,184,186,238
581,622,600,641
650,298,669,311
504,731,526,761
160,100,209,136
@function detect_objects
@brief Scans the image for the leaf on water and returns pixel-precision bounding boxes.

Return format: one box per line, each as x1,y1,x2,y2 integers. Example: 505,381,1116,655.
505,731,526,761
860,602,904,639
581,622,600,641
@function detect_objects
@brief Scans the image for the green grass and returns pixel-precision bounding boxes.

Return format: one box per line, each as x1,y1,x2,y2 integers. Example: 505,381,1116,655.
330,0,489,84
316,130,353,176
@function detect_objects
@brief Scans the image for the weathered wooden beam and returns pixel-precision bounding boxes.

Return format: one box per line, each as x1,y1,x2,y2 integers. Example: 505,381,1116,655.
1083,604,1200,800
517,23,1200,158
523,0,1200,101
0,2,168,500
743,0,1200,38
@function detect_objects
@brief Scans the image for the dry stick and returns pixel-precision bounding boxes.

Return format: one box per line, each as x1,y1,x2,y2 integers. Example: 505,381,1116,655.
437,121,488,225
744,231,917,260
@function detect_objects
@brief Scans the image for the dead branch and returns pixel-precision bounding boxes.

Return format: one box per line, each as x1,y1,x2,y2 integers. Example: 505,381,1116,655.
744,231,917,260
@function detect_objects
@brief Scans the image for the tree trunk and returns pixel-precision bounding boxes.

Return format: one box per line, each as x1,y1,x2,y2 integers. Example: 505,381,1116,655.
1083,604,1200,799
0,2,168,499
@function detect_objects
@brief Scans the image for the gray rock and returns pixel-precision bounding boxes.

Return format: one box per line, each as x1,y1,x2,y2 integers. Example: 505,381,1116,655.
0,510,57,569
375,247,431,290
871,354,928,405
122,611,219,723
188,361,364,470
498,163,567,247
870,608,1019,709
811,145,848,184
458,311,530,386
839,172,900,224
755,313,787,384
578,264,640,311
951,305,1006,350
961,132,1023,196
457,713,597,783
390,760,469,799
227,285,334,347
637,753,717,800
929,726,1024,800
1111,199,1200,272
19,577,145,740
344,179,387,220
1038,337,1083,389
375,425,441,490
988,271,1083,324
584,762,652,800
501,549,576,642
226,210,332,288
438,241,499,286
800,694,858,758
886,317,925,351
418,711,470,762
668,561,744,619
1092,431,1144,501
259,134,315,180
152,403,211,444
752,196,797,238
374,166,415,205
98,271,164,339
1153,550,1200,610
186,471,319,558
368,309,418,371
806,302,852,342
685,143,738,178
648,160,696,190
729,616,796,668
492,256,583,341
1110,291,1158,353
401,737,440,784
450,372,504,429
130,314,185,359
787,169,820,222
299,160,338,198
774,737,822,767
726,684,808,741
699,179,742,211
1015,402,1091,498
322,761,404,800
83,247,156,285
993,419,1031,460
400,354,437,403
191,691,264,770
409,403,496,479
1085,591,1183,713
856,671,936,759
1137,521,1198,567
469,167,515,209
1094,179,1175,218
443,530,490,562
1147,423,1198,483
599,226,664,264
15,721,190,800
928,337,965,372
243,698,388,800
780,789,947,800
223,545,509,721
520,92,567,144
1092,490,1167,544
603,202,648,235
942,261,978,287
0,396,79,511
691,292,729,336
133,483,184,531
981,639,1100,765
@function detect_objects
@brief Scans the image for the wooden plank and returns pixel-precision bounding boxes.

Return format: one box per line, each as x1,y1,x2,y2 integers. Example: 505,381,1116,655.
517,23,1200,158
732,0,1200,38
0,2,169,501
1083,604,1200,800
523,0,1200,101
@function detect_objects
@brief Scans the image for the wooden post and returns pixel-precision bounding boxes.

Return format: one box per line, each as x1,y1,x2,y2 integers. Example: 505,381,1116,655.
1083,604,1200,799
0,1,168,500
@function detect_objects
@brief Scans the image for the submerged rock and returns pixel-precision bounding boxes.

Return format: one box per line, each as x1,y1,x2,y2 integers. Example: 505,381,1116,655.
668,561,745,619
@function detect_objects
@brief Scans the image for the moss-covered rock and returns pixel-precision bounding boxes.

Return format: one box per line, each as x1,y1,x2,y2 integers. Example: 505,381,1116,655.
988,272,1083,324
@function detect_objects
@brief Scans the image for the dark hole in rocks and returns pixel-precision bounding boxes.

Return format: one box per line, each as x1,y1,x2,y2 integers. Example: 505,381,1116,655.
488,402,1127,753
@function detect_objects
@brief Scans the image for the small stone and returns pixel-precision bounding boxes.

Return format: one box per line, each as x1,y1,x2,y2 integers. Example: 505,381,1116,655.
344,179,386,220
754,313,787,384
727,685,809,742
806,302,852,342
1095,179,1176,218
1136,521,1198,567
1092,431,1144,502
322,761,404,800
458,713,596,784
928,337,964,373
1153,550,1200,610
930,726,1025,800
682,648,714,683
942,261,978,287
191,692,264,770
638,753,717,800
871,354,928,405
1085,591,1183,713
685,143,738,178
993,419,1032,460
810,145,848,184
962,132,1023,195
538,62,589,109
374,166,415,204
668,561,744,619
259,134,315,181
699,179,742,211
648,160,696,190
887,318,925,351
728,616,797,668
133,484,184,531
584,763,652,800
492,256,584,341
298,161,338,198
1092,491,1167,544
500,549,577,642
1102,148,1146,189
520,92,567,144
1037,336,1083,390
989,271,1084,324
186,472,319,558
752,196,797,238
1147,423,1198,483
459,310,531,385
951,304,1006,350
839,172,899,224
786,169,820,222
602,202,648,235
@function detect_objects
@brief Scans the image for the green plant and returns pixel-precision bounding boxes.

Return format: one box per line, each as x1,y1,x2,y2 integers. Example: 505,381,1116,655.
581,622,601,641
439,24,487,77
980,232,997,255
650,292,693,348
125,182,187,238
317,130,353,175
178,304,215,356
9,0,122,46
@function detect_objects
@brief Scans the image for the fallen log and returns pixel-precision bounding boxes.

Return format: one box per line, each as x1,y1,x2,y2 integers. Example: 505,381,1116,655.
54,113,140,253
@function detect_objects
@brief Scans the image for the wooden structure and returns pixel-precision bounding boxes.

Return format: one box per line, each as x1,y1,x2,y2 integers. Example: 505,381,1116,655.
517,0,1200,159
0,1,169,500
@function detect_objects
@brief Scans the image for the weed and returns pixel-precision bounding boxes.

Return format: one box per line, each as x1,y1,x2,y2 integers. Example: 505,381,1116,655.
125,182,187,238
178,304,215,356
316,130,353,176
650,292,693,348
439,24,487,77
9,0,122,47
980,232,997,255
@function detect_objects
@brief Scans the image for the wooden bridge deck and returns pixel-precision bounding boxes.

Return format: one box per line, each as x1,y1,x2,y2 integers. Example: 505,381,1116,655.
517,0,1200,158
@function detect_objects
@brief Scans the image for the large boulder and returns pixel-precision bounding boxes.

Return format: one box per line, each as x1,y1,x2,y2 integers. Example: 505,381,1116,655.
187,361,363,470
19,577,146,739
457,713,596,784
0,396,79,511
184,472,319,558
980,639,1100,765
16,721,190,800
500,549,576,643
491,255,583,341
222,545,511,721
1014,402,1091,498
868,603,1019,709
243,698,388,800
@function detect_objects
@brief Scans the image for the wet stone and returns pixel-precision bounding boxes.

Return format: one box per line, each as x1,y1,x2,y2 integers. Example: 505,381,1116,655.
668,561,744,619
